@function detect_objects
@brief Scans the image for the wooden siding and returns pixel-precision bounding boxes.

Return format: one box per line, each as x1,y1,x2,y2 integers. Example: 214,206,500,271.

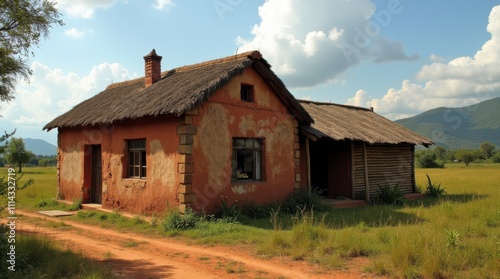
352,142,365,199
352,142,414,200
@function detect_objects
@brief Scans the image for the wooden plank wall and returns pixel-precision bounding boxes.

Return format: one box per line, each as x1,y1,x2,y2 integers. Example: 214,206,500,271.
352,142,414,200
352,142,366,199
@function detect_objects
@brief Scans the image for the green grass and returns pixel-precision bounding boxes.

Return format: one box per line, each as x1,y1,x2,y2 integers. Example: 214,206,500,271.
3,165,500,278
0,227,115,278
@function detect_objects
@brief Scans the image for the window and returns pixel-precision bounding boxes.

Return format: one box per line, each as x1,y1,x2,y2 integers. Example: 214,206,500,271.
240,84,254,102
232,138,263,181
128,139,146,178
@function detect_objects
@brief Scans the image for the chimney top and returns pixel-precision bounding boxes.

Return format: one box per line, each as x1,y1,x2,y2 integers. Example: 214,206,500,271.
144,49,161,59
144,49,163,87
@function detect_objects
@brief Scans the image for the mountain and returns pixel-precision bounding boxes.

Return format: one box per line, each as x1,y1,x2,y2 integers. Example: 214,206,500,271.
396,97,500,149
24,138,57,156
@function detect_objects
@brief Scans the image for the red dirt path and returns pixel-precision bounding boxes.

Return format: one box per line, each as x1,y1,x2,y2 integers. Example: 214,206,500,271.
15,210,386,279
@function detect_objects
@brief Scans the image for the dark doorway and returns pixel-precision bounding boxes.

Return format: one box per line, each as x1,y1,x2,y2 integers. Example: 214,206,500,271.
310,141,329,196
328,141,352,198
91,145,102,204
309,140,352,198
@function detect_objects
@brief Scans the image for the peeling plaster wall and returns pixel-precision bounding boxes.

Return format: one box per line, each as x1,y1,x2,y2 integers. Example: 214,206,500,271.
192,67,297,213
58,116,180,214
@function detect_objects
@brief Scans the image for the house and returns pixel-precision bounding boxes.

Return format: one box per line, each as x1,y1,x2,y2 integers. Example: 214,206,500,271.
44,50,312,214
44,49,432,215
297,100,433,201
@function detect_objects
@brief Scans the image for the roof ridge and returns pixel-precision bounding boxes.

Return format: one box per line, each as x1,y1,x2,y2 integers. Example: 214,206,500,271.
298,99,372,112
105,50,263,90
174,50,262,72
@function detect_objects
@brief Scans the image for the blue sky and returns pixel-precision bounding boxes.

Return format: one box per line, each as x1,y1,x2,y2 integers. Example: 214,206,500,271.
1,0,500,145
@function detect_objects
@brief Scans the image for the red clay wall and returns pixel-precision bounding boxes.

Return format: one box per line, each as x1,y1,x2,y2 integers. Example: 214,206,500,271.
190,67,298,213
58,116,180,214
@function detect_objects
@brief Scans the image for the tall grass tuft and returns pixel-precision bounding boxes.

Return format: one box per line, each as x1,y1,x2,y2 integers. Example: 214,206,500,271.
375,182,407,205
424,174,446,197
69,197,83,211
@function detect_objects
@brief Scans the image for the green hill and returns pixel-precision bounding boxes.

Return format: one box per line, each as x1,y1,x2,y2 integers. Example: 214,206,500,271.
396,97,500,149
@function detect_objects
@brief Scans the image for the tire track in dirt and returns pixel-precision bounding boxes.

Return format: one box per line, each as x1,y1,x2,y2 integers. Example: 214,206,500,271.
15,210,376,279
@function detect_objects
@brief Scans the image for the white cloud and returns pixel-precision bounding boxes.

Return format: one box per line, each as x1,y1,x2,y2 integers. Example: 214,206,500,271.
237,0,416,89
429,54,444,63
7,62,137,126
152,0,175,11
63,28,94,39
55,0,126,18
347,5,500,120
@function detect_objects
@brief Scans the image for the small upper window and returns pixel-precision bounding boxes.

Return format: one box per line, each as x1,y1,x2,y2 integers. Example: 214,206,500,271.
240,84,254,102
127,139,146,178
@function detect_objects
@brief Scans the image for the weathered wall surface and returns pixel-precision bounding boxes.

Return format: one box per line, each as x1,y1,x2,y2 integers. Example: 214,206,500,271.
58,116,180,214
191,67,297,213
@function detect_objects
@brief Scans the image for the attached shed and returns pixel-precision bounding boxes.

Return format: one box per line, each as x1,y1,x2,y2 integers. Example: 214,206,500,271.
298,100,433,202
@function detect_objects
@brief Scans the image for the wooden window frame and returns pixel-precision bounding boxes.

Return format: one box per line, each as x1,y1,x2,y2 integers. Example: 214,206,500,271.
231,138,263,182
127,139,146,179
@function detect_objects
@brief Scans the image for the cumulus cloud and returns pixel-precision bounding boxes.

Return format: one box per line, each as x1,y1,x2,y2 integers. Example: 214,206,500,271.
347,5,500,119
55,0,126,18
429,54,445,63
63,28,94,39
152,0,175,10
4,62,137,126
237,0,416,88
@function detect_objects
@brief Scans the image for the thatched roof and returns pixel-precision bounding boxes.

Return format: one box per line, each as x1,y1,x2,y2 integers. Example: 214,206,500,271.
44,51,313,131
299,100,433,146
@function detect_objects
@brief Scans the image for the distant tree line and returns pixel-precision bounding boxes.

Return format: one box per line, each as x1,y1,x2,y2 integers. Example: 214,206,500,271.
416,141,500,168
0,137,57,170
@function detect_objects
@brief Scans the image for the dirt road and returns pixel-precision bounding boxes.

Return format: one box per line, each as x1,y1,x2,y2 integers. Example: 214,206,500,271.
16,210,378,279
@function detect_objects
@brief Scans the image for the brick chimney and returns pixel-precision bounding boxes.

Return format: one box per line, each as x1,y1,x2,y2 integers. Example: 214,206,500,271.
144,49,162,87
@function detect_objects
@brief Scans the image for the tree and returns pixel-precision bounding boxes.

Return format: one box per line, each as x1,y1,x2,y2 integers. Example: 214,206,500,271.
433,146,447,161
5,137,34,172
455,149,476,166
479,141,496,160
0,0,63,103
0,131,33,200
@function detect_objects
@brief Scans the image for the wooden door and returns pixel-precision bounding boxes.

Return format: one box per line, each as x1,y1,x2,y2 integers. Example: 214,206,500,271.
91,145,102,204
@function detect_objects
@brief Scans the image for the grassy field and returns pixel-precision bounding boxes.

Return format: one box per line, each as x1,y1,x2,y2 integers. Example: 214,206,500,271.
1,164,500,278
0,167,115,278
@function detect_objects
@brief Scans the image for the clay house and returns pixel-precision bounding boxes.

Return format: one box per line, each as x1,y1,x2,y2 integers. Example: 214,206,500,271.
44,50,313,214
44,49,432,214
297,100,433,202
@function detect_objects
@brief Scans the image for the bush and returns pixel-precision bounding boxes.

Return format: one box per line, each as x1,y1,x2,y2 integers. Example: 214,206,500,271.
375,182,407,205
492,152,500,163
161,208,199,231
239,202,271,219
424,174,445,197
416,150,444,168
279,188,328,214
215,196,240,218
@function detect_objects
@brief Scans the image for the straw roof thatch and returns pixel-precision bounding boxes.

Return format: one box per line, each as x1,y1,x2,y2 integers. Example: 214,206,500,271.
299,100,433,146
44,51,313,131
